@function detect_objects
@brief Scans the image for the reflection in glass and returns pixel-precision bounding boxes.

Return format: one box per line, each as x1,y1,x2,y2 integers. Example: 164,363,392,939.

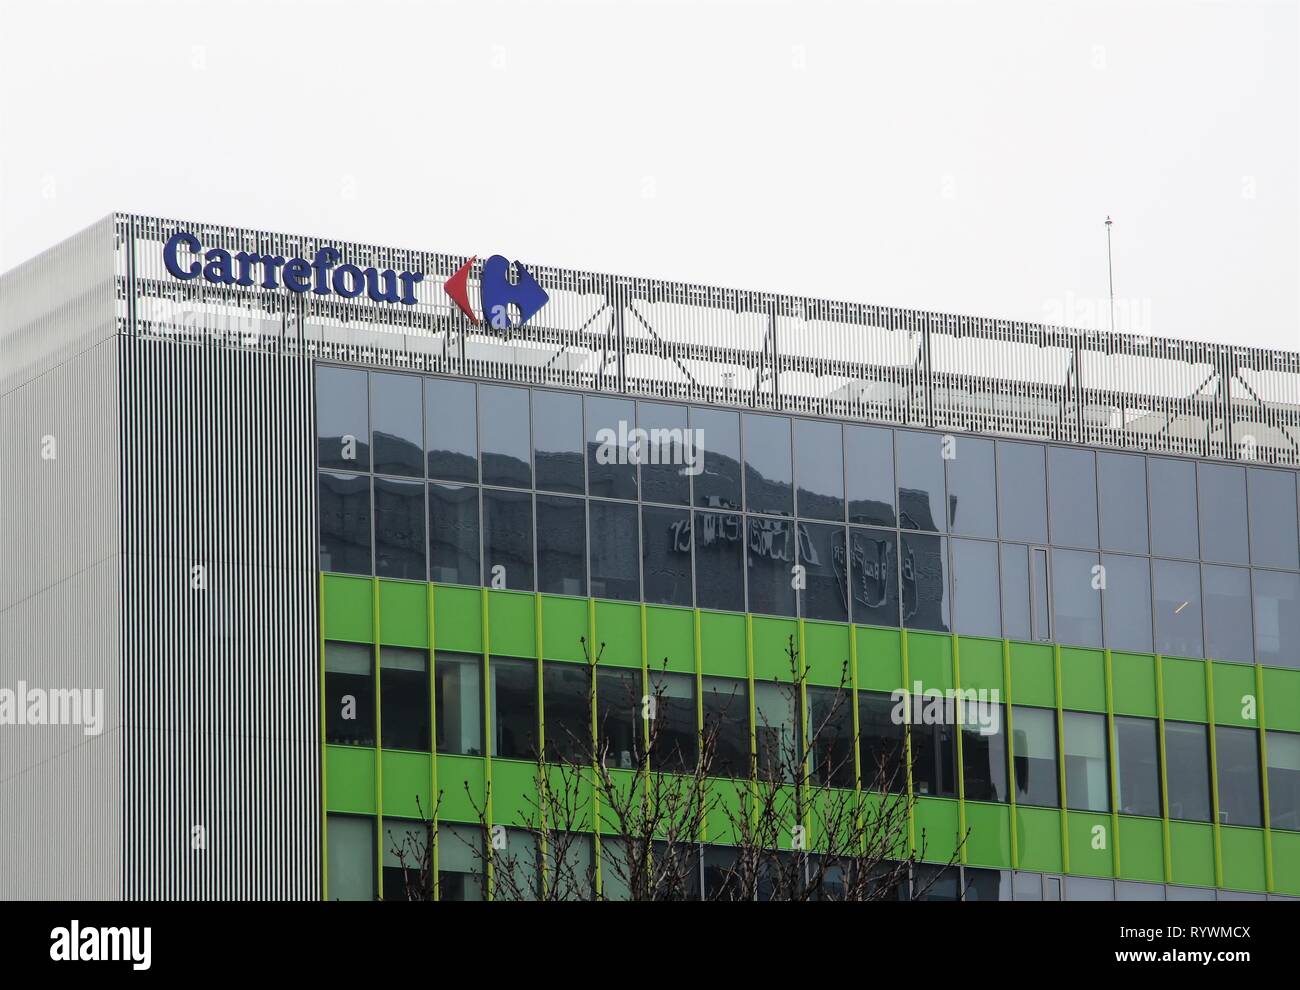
1050,548,1102,648
1165,721,1211,822
536,494,586,596
1215,725,1261,827
1063,711,1109,812
436,652,482,756
896,430,946,532
1097,451,1148,554
381,647,430,751
798,522,849,623
641,505,692,606
1248,468,1299,570
1113,716,1161,817
532,389,584,494
1267,731,1300,831
638,401,691,505
1254,569,1300,669
428,483,479,586
370,371,423,477
1048,446,1098,548
1012,706,1058,807
1197,463,1249,565
946,436,997,538
1101,553,1153,653
845,425,896,526
324,642,374,746
590,499,639,601
1202,564,1253,663
997,442,1047,544
962,702,1008,802
702,676,750,778
490,656,538,761
694,510,744,611
483,488,533,590
1148,458,1198,559
1000,543,1031,640
951,538,1001,638
585,395,637,500
692,407,741,509
794,418,845,521
479,385,532,488
317,366,370,471
373,477,425,580
746,515,796,616
901,532,948,632
850,527,899,627
425,378,478,483
319,471,371,575
1153,558,1202,658
743,413,793,516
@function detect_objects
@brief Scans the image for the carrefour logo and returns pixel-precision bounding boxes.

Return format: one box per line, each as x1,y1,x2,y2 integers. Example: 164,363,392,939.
162,231,424,305
444,255,549,331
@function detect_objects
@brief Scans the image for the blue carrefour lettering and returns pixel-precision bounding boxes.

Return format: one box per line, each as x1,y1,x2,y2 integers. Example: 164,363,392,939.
163,232,202,280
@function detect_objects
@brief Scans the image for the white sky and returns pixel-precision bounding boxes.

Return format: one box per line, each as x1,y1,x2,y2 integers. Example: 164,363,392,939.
1,0,1297,352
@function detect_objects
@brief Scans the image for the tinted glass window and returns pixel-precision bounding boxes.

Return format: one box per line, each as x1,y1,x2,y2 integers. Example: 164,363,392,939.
428,483,479,585
319,471,371,575
532,390,584,494
858,692,905,791
844,425,895,526
382,819,431,901
1012,706,1058,807
850,527,899,626
997,442,1047,544
962,701,1008,802
1097,452,1148,553
951,538,1001,638
1197,463,1248,564
425,378,477,483
435,652,482,756
543,661,592,763
1101,553,1153,653
747,516,796,616
946,436,997,538
1202,564,1253,663
692,407,741,509
901,532,948,631
1267,731,1300,831
648,671,697,773
794,418,845,521
1063,711,1109,812
490,657,538,761
438,823,484,901
1113,716,1160,817
1115,881,1165,901
1051,549,1102,648
754,680,799,783
1152,558,1203,658
585,396,637,500
374,477,425,580
327,815,375,901
1254,569,1300,669
1215,725,1261,827
641,505,692,606
317,366,370,471
590,499,639,601
896,430,946,532
483,488,533,591
999,543,1031,640
702,676,750,778
1148,458,1199,559
370,372,423,477
1067,877,1115,901
694,510,744,611
638,401,691,506
798,522,849,623
536,495,586,596
381,647,430,751
912,719,958,798
808,685,856,788
1031,548,1051,642
479,385,531,488
1165,721,1211,822
324,642,374,746
1248,468,1299,570
743,413,793,516
1048,446,1098,548
596,667,642,769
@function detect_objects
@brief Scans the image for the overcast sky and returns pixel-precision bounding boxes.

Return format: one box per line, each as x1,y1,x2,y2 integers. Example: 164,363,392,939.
1,0,1296,351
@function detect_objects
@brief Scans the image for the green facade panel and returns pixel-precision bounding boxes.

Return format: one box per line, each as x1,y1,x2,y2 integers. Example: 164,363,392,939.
644,605,696,674
1015,806,1063,873
377,580,428,649
1168,821,1216,887
326,745,376,815
803,621,852,688
1066,812,1114,877
487,590,536,658
1116,816,1165,882
1219,826,1268,893
956,637,1004,695
752,616,799,682
1009,643,1054,708
381,750,432,819
1212,663,1260,728
322,574,373,643
914,797,961,864
856,626,902,692
436,755,486,824
699,611,746,678
433,585,482,654
1263,667,1300,731
594,600,641,668
1162,657,1209,722
963,803,1012,868
1059,648,1106,713
906,633,952,692
541,596,588,662
1110,653,1158,717
1272,830,1300,895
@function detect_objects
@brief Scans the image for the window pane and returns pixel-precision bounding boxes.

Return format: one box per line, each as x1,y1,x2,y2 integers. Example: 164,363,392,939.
1148,457,1199,559
1051,548,1102,648
438,823,484,901
1102,554,1153,653
1067,877,1115,900
317,366,370,471
747,515,796,616
1202,564,1253,662
951,538,1001,638
694,510,744,611
543,661,592,763
1267,731,1300,831
590,499,639,601
896,430,946,532
692,407,741,509
374,477,425,581
1248,468,1299,569
428,483,479,585
1165,885,1216,900
1115,881,1165,901
1000,543,1031,640
383,819,432,901
911,718,958,798
495,827,542,901
845,425,896,526
425,378,477,483
546,833,595,901
901,532,949,632
381,647,430,751
1113,716,1161,817
370,371,423,477
946,436,997,538
743,413,793,516
490,657,538,761
1097,452,1149,553
1048,446,1098,548
962,701,1008,802
798,522,849,623
794,418,844,521
325,642,374,746
483,488,533,590
327,815,375,900
850,527,899,627
858,692,906,791
1165,721,1212,822
533,389,584,494
1063,711,1109,812
536,494,586,596
1254,569,1300,669
435,652,482,756
596,667,642,770
702,676,750,778
648,671,697,773
1153,558,1203,658
585,395,638,500
638,401,691,505
319,471,371,575
1215,725,1261,827
997,442,1047,544
754,680,799,783
479,385,531,488
641,505,692,606
1031,548,1051,642
1012,707,1058,807
1197,463,1248,564
808,685,855,788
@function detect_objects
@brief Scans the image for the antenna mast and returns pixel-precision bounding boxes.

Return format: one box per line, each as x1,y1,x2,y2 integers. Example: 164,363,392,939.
1105,216,1116,333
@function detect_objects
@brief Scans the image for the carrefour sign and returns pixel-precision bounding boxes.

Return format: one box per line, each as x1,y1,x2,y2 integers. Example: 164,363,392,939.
162,231,424,305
